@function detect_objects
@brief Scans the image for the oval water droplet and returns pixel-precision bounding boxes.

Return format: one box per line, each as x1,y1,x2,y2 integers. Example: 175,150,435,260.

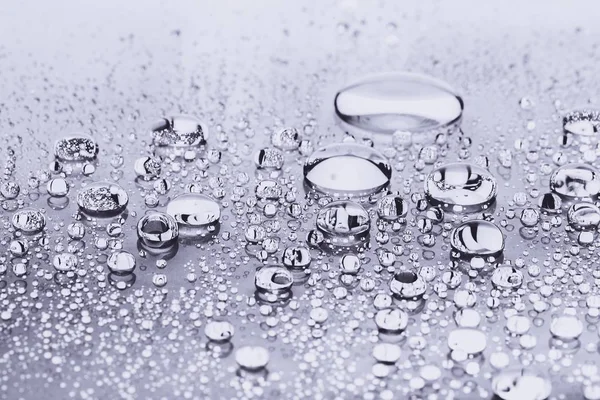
166,193,220,237
492,370,552,400
567,202,600,231
255,266,293,294
377,194,408,220
334,72,463,136
54,135,98,161
107,251,136,275
316,200,370,246
563,109,600,136
11,208,46,234
151,115,207,147
304,143,391,197
235,346,269,370
550,164,600,200
425,163,497,213
451,220,504,258
447,328,487,354
77,182,129,216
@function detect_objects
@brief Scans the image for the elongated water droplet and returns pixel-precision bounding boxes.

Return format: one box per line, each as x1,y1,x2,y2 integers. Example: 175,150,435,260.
567,202,600,231
166,193,220,237
151,115,207,147
304,143,391,197
334,72,463,136
492,370,552,400
54,135,98,161
550,164,600,199
425,162,497,213
77,182,129,216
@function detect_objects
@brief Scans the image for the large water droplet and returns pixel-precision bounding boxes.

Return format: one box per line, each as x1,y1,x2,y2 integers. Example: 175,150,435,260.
550,164,600,200
166,193,220,237
316,200,370,246
567,202,600,231
334,72,463,136
563,109,600,136
151,115,207,147
107,251,136,274
77,182,129,216
54,135,99,161
304,143,391,197
389,271,427,299
447,328,487,354
451,220,504,258
492,370,552,400
137,212,179,248
425,163,497,213
235,346,269,370
11,208,46,234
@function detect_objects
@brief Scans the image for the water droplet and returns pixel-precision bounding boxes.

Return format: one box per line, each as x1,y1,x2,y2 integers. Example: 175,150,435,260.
53,253,78,272
282,246,312,269
447,328,487,354
151,115,207,147
166,193,220,237
425,163,497,213
0,181,20,199
334,72,463,136
377,194,408,220
304,143,391,197
46,178,69,197
374,308,408,333
389,271,427,299
107,251,136,275
492,370,552,400
137,212,179,248
254,148,284,170
550,164,600,200
54,135,98,161
563,109,600,136
77,182,129,216
255,266,293,294
235,346,269,370
11,208,46,234
316,200,370,246
372,343,402,364
205,320,235,342
491,266,523,289
451,220,504,258
134,156,162,180
550,315,583,340
567,202,600,231
271,127,301,151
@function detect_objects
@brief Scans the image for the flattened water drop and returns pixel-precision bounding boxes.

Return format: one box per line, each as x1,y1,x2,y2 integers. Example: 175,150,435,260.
11,208,46,234
451,220,504,258
550,164,600,200
151,115,207,147
316,200,370,246
304,143,391,197
425,162,497,213
77,182,129,216
166,193,220,237
334,72,463,136
54,135,98,161
563,109,600,136
492,370,552,400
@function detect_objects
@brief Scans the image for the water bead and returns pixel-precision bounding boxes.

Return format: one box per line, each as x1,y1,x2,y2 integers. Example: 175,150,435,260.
282,246,312,269
54,135,99,161
254,266,293,294
77,182,129,216
389,271,427,299
377,195,408,220
316,200,370,246
166,193,221,234
567,202,600,231
304,143,391,197
550,164,600,199
334,72,463,137
563,109,600,136
11,208,46,234
374,308,408,333
254,148,284,170
137,212,179,248
204,320,235,342
134,156,162,180
235,346,269,370
451,220,504,258
46,178,70,197
107,251,136,275
151,115,207,147
447,328,487,354
425,163,497,213
492,370,552,400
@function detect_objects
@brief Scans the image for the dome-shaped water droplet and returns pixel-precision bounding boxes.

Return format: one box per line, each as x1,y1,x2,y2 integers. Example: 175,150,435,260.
204,320,235,342
389,271,427,299
107,251,136,275
316,200,370,246
563,109,600,136
254,148,284,170
567,202,600,230
137,212,179,248
334,72,463,137
304,143,391,197
550,164,600,200
46,178,69,197
550,315,583,340
235,346,269,370
77,182,129,216
11,208,46,234
151,115,207,147
254,266,293,294
377,194,408,220
491,266,523,289
282,246,312,269
492,370,552,400
54,135,98,161
451,220,504,258
447,328,487,354
53,253,78,272
425,162,497,213
374,308,408,333
134,156,162,180
166,193,220,237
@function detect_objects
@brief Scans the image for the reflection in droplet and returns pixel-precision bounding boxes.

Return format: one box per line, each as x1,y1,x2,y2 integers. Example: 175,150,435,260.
567,202,600,231
425,163,497,213
492,370,552,400
334,72,463,137
11,209,46,234
304,143,391,197
151,115,207,147
451,220,504,258
166,193,220,238
316,200,370,246
563,109,600,136
54,135,98,161
77,182,129,217
550,164,600,200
